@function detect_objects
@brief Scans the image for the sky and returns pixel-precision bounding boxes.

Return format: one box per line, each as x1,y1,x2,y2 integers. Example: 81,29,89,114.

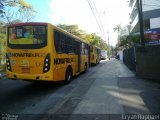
26,0,130,46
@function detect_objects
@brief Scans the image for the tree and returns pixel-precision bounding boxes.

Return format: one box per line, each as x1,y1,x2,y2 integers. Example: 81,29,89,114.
113,24,122,33
57,24,110,52
113,24,122,44
57,24,101,44
98,39,109,51
117,34,141,48
0,20,6,68
1,0,36,24
85,33,99,45
0,0,6,17
0,0,36,71
57,24,86,38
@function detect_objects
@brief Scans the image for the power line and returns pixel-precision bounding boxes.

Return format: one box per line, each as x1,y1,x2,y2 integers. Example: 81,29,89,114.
87,0,106,38
86,0,107,40
92,0,108,40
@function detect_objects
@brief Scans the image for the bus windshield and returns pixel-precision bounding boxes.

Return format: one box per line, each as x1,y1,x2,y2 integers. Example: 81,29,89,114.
8,25,47,49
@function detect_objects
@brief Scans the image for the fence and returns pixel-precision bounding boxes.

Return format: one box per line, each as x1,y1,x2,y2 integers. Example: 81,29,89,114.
123,45,160,80
123,47,136,71
136,45,160,80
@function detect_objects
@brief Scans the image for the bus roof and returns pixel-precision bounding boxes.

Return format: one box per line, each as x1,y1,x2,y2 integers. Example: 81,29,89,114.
8,22,48,27
53,24,89,45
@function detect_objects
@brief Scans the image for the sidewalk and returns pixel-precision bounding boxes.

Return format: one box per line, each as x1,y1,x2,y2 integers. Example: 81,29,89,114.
72,59,160,116
73,60,134,114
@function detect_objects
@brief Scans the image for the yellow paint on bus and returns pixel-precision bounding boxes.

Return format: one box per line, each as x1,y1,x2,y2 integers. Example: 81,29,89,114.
90,45,101,65
6,22,90,83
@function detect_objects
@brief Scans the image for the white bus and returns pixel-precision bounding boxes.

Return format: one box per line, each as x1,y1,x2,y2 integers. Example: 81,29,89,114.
100,50,107,60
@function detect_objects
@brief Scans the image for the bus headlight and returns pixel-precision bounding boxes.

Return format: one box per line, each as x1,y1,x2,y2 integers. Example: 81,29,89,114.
43,54,50,73
6,54,12,72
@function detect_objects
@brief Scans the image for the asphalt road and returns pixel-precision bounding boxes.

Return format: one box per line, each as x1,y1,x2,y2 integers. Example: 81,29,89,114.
0,59,160,120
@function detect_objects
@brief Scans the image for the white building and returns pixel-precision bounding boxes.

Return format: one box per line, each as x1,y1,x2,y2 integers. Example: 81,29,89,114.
129,0,160,33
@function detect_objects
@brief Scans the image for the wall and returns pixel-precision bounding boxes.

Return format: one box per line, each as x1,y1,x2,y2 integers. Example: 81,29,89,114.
123,48,136,71
150,17,160,29
135,45,160,80
118,50,123,61
143,0,160,12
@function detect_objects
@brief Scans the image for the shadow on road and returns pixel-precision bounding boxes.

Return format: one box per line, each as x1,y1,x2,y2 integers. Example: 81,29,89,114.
0,80,63,113
117,77,160,114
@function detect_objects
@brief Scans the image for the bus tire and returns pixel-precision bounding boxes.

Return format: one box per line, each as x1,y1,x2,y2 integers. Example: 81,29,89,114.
96,59,98,64
84,63,88,72
64,67,72,84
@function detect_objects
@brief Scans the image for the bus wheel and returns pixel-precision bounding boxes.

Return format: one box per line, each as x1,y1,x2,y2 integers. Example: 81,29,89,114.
64,67,72,84
84,63,87,72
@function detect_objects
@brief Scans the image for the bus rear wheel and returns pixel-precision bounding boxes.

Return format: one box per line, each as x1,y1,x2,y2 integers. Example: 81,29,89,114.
64,67,72,84
84,63,88,72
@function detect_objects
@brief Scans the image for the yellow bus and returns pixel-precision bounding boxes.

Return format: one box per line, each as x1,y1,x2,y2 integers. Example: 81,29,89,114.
6,22,90,83
90,45,101,65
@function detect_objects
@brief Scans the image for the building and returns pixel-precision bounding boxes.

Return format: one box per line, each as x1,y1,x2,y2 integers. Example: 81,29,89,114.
129,0,160,33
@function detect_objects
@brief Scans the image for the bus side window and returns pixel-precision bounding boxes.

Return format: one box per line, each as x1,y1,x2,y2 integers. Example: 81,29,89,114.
84,44,89,55
68,38,74,54
75,40,80,54
64,35,68,53
61,33,66,53
81,43,85,55
72,40,77,54
54,30,62,53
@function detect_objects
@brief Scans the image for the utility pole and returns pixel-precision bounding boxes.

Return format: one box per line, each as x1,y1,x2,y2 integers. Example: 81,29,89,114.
137,0,145,46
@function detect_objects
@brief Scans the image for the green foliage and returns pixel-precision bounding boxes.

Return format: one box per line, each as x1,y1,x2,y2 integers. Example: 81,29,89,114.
57,24,86,38
0,0,6,17
118,34,150,48
0,27,6,71
96,38,108,50
113,24,122,33
84,33,99,45
2,0,33,11
118,35,133,48
57,24,109,51
0,0,33,70
114,24,142,49
1,0,36,24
